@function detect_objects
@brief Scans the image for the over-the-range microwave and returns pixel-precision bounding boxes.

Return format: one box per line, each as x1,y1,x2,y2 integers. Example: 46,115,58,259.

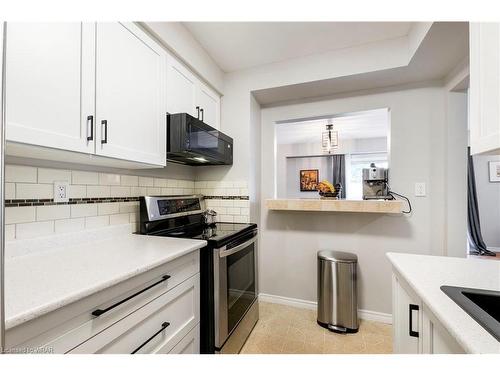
167,113,233,166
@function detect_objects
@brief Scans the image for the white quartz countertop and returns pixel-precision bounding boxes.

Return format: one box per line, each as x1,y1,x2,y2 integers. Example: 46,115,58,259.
5,227,206,330
387,252,500,354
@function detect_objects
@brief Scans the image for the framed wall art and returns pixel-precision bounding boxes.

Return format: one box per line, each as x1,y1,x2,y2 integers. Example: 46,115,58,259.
300,169,319,191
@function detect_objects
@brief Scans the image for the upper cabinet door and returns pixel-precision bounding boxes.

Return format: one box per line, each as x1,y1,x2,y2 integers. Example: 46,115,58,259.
195,82,220,129
469,23,500,155
95,22,167,166
5,23,95,154
166,56,198,117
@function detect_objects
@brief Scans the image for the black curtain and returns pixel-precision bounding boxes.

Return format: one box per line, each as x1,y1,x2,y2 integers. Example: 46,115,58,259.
332,154,346,199
467,147,495,256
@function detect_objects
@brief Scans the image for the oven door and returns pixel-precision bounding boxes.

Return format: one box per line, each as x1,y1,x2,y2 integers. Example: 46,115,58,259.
214,233,258,349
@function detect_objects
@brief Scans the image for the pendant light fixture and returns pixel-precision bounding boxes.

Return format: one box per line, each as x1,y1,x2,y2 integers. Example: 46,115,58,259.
322,123,338,154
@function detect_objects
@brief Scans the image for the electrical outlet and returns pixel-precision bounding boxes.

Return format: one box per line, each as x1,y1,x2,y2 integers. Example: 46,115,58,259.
54,181,69,203
415,182,426,197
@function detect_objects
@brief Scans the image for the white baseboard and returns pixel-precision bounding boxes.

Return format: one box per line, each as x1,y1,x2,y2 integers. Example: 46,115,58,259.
259,293,317,310
258,293,392,324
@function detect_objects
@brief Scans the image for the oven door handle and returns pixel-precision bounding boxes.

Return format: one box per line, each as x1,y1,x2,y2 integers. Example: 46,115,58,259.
218,236,257,258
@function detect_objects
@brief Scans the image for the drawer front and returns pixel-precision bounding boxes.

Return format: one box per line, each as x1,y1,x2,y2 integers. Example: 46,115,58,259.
70,273,200,353
7,250,199,353
166,324,200,354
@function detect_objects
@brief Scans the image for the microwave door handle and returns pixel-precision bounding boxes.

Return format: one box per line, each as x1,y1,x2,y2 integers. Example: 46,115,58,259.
218,236,257,258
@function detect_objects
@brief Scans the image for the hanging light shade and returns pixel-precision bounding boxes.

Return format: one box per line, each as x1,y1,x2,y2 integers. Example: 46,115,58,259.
322,123,338,154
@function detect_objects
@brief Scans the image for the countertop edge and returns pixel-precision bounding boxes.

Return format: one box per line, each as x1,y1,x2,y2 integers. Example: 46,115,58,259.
386,252,492,354
5,239,207,330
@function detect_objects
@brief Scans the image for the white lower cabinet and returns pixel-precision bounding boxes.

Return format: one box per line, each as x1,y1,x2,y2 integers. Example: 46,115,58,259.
166,324,200,354
421,307,465,354
392,274,421,354
392,272,464,354
70,274,200,354
5,251,200,354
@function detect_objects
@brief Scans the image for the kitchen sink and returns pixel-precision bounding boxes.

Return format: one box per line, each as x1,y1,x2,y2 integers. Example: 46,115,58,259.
441,286,500,342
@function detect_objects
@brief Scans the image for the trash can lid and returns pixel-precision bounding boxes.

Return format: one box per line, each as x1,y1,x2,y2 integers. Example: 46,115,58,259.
317,250,357,263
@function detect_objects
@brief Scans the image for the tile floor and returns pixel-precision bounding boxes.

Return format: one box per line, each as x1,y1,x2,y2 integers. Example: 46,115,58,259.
240,302,393,354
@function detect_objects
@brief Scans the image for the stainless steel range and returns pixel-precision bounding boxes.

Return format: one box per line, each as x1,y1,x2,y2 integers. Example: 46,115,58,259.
139,195,259,354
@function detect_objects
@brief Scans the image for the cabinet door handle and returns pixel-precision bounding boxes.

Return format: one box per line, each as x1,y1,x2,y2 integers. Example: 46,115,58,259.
101,120,108,144
86,115,94,141
409,304,419,338
196,106,200,119
131,322,170,354
200,108,204,122
91,275,171,317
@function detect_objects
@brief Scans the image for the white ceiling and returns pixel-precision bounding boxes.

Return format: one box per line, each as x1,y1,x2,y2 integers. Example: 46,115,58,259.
254,22,469,105
183,22,413,72
276,108,389,145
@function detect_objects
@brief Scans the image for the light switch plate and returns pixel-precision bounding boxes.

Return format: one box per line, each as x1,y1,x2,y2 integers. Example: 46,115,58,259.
415,182,426,197
54,181,69,203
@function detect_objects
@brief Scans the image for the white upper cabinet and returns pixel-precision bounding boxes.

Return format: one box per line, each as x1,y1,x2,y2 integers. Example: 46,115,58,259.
166,54,221,129
196,82,221,129
5,23,95,154
469,23,500,155
5,22,167,167
166,57,197,117
95,23,167,165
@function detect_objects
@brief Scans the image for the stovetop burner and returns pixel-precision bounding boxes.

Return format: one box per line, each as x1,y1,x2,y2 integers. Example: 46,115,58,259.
139,195,257,248
154,222,257,248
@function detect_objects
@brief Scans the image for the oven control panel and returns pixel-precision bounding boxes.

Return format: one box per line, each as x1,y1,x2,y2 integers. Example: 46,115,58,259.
141,195,204,222
158,198,201,216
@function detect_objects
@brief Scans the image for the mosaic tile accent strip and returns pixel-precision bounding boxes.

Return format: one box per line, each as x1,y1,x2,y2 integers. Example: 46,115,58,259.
203,195,250,200
5,197,141,207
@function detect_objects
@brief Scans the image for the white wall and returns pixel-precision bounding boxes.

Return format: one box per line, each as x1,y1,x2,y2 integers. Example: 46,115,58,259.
249,94,262,224
276,137,388,199
260,86,462,315
196,34,425,184
285,155,333,199
445,91,468,257
474,154,500,249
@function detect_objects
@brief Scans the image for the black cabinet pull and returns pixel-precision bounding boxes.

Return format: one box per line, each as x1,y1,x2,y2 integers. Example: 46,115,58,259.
87,115,94,141
200,108,204,122
131,322,170,354
91,275,170,317
196,106,200,119
101,120,108,144
409,304,419,338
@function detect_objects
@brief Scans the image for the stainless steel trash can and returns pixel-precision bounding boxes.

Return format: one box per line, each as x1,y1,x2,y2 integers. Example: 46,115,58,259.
317,250,358,333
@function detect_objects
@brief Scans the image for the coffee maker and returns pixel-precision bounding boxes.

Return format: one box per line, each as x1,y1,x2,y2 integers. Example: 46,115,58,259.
362,163,391,200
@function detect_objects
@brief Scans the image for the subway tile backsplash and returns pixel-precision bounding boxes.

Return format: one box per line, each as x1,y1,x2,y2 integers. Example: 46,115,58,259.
4,164,250,240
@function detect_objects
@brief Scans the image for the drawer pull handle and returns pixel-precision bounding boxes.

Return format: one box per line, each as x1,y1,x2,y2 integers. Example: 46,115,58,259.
91,275,171,317
87,115,94,141
101,119,108,144
131,322,170,354
409,304,419,338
